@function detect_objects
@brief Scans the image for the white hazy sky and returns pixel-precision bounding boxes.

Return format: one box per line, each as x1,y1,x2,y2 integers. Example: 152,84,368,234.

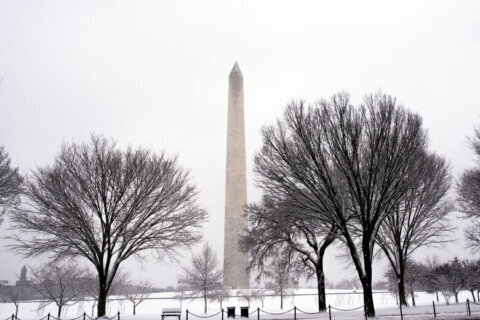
0,0,479,287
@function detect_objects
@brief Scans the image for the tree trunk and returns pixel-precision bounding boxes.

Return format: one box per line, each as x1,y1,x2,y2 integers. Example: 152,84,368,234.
344,233,375,317
410,290,416,307
58,305,62,318
362,278,375,318
133,303,136,315
397,273,408,307
454,292,458,303
15,304,18,318
315,229,335,312
471,290,476,302
436,291,439,302
97,275,108,317
204,294,207,314
315,266,327,311
444,293,449,305
362,242,375,318
280,291,283,309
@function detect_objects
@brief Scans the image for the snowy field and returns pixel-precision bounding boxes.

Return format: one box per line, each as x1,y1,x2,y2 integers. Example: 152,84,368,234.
1,289,479,320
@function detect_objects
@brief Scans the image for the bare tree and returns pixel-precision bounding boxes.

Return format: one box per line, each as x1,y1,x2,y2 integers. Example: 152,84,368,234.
403,260,425,307
241,195,336,311
385,260,425,306
458,126,480,251
123,280,153,315
436,258,466,304
384,268,400,305
0,146,23,222
179,243,223,314
28,262,87,318
236,289,260,308
376,153,453,306
253,93,429,317
8,135,207,317
4,286,22,318
211,287,230,310
175,280,190,310
462,260,480,302
252,289,266,308
262,256,297,309
418,256,442,303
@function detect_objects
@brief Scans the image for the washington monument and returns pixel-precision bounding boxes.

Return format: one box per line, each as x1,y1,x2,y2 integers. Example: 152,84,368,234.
223,62,250,288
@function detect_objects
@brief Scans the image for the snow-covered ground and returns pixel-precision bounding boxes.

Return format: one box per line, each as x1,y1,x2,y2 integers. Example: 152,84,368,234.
1,289,479,320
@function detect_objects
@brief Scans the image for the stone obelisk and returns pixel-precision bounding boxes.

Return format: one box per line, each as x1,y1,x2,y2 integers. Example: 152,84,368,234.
223,62,249,288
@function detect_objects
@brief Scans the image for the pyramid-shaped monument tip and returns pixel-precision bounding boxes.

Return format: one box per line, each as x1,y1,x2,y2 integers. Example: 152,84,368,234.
229,62,243,78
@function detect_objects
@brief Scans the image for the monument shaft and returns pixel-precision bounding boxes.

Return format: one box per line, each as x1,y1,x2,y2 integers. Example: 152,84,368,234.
224,63,249,288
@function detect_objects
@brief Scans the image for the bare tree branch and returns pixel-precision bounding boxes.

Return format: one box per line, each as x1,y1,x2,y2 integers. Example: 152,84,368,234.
377,152,454,306
7,135,207,316
458,125,480,252
253,93,430,317
241,195,336,311
0,146,23,223
179,243,223,314
121,279,154,315
28,261,88,318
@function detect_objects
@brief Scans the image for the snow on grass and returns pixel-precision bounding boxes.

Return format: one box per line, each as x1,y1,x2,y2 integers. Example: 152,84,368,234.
1,289,478,320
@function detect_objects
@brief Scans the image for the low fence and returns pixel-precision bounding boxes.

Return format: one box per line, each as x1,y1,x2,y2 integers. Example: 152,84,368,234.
184,300,480,320
5,299,480,320
4,312,121,320
466,299,480,317
185,306,365,320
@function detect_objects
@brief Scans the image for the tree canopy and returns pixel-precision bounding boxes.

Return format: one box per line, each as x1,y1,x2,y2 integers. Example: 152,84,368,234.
9,135,207,316
253,92,431,316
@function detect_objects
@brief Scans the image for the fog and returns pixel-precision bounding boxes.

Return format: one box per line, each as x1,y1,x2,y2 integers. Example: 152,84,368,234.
0,0,479,287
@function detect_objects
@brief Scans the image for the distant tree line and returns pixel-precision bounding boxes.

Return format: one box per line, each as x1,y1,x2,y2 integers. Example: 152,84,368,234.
384,257,480,306
0,261,158,318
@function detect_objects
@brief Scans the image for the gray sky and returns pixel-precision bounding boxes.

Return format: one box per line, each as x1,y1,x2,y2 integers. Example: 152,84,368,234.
0,0,479,287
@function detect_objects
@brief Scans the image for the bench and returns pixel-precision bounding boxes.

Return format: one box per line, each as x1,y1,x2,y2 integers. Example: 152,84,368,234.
162,307,182,320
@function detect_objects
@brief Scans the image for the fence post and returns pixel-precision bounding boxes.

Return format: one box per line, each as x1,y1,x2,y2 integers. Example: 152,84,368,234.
467,299,471,316
294,306,296,320
432,301,436,318
399,303,403,320
328,305,331,320
47,313,50,320
221,309,224,320
257,307,259,320
118,311,120,320
186,309,189,320
11,314,14,320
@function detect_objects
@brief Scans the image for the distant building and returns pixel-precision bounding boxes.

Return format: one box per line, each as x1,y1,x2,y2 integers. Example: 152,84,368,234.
15,266,27,286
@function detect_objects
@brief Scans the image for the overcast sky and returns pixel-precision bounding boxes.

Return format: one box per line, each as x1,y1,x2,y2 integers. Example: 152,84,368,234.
0,0,479,288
